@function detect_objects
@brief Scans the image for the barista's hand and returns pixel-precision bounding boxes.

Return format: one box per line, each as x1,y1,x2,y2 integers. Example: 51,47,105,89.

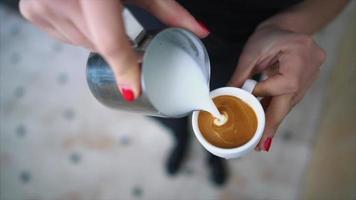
229,25,326,152
19,0,209,101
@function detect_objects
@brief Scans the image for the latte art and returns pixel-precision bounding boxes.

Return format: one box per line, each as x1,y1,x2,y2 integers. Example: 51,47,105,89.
213,111,228,126
198,95,257,148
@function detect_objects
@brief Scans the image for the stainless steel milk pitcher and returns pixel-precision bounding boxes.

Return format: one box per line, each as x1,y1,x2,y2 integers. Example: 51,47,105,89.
86,9,211,117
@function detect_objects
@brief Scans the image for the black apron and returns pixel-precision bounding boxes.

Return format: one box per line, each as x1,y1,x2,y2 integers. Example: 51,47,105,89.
178,0,301,45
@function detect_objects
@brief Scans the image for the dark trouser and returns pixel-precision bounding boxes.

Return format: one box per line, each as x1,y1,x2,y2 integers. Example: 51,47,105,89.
152,35,244,160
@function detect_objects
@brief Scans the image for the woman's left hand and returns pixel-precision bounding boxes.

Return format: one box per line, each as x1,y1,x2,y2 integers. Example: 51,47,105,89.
229,25,326,152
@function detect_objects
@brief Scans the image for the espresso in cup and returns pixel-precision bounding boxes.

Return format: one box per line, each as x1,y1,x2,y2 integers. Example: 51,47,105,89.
198,95,257,148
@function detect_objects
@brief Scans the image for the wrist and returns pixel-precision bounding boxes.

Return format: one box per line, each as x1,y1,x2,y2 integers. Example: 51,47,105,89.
256,0,349,35
256,13,308,34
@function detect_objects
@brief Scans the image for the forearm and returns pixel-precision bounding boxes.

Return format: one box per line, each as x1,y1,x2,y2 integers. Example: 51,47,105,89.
257,0,349,34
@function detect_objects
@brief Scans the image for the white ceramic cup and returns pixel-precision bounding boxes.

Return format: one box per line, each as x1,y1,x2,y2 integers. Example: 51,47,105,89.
191,80,265,159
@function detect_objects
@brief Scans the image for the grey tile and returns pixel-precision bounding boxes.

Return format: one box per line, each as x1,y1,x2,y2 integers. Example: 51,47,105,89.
69,152,81,164
63,109,75,121
14,86,25,98
132,186,143,198
119,135,131,146
19,171,31,184
57,73,68,85
16,124,26,137
9,52,21,65
51,43,63,52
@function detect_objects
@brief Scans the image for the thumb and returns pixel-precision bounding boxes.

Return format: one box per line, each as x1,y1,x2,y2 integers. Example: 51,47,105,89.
134,0,210,38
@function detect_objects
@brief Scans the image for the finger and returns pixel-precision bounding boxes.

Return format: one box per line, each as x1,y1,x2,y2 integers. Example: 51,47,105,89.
32,17,72,44
260,96,272,111
253,52,306,97
80,0,141,101
253,74,296,97
46,0,95,50
255,95,293,152
132,0,210,38
47,17,94,50
19,0,70,43
228,52,258,87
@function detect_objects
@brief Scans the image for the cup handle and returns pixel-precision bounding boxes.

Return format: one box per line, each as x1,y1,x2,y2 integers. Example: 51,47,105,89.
241,79,257,94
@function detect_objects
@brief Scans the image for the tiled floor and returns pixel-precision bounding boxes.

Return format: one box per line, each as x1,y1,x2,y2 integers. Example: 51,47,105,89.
0,2,355,200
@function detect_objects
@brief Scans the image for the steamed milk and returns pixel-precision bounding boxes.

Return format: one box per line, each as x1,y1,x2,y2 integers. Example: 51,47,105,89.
143,40,222,119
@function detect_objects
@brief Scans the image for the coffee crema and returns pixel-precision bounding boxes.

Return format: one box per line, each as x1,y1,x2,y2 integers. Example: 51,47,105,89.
198,95,257,148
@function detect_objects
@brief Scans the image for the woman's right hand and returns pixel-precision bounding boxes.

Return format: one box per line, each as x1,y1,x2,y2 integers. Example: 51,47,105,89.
19,0,209,101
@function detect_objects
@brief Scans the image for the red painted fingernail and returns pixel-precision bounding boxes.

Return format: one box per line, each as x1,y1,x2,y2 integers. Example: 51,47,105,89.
197,20,210,33
264,137,272,152
121,88,135,102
